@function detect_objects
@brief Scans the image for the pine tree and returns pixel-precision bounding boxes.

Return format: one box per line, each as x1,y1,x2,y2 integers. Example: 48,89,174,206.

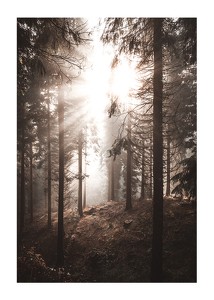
57,88,65,267
151,18,164,282
78,128,83,217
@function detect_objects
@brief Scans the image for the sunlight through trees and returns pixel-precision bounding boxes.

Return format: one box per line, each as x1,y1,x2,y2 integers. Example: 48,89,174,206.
17,17,196,283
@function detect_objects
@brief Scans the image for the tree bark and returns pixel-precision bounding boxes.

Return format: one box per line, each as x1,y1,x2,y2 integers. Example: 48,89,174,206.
166,134,171,196
140,140,145,201
83,179,86,209
29,142,33,222
114,158,121,200
47,95,52,228
110,158,115,200
83,142,87,209
83,136,87,208
108,160,111,200
149,142,153,199
78,129,83,217
151,18,164,282
20,101,25,233
18,100,25,255
57,90,65,267
126,112,132,210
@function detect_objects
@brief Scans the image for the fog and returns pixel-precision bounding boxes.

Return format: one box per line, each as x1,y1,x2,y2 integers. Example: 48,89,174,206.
63,19,126,206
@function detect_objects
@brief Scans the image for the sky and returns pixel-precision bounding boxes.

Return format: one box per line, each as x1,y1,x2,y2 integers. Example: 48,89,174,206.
1,1,214,299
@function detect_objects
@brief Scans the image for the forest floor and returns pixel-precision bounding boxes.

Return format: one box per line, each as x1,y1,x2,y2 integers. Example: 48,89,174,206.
17,198,196,282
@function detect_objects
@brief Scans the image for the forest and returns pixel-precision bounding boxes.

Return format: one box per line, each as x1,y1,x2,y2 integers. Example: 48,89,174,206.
17,17,196,283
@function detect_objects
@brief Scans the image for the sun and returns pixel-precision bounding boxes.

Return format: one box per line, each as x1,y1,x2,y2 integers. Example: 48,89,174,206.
70,18,139,123
84,46,138,119
108,54,138,105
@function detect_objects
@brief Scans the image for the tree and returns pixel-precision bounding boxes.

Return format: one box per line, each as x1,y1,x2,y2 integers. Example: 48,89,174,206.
83,139,87,209
57,88,65,266
47,89,52,228
140,139,145,200
29,141,33,222
165,133,171,196
151,18,164,282
109,158,115,200
78,128,83,217
126,111,132,210
19,99,26,236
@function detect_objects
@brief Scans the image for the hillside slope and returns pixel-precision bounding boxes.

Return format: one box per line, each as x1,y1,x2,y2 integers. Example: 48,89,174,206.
17,199,196,282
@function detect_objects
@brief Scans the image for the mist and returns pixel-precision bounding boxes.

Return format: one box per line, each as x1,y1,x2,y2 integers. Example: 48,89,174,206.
17,17,196,283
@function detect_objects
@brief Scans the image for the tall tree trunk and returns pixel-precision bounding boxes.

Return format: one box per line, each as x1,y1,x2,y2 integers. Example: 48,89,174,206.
18,100,25,255
114,158,121,200
83,142,87,209
108,160,111,200
83,126,87,208
151,18,164,282
141,140,145,201
17,169,21,255
29,142,33,222
166,134,171,196
83,179,86,209
47,96,52,228
20,101,25,233
44,185,47,210
57,90,65,267
126,112,132,210
78,129,83,217
149,140,153,199
110,158,115,200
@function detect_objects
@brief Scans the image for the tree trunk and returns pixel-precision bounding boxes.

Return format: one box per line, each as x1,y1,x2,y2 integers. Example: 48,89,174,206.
126,112,132,210
20,101,25,233
151,18,164,282
108,160,111,200
44,186,47,210
110,158,115,200
83,143,87,209
47,95,52,229
114,158,121,200
29,142,33,222
83,136,87,208
57,90,65,267
166,134,171,196
149,143,153,199
83,179,86,209
78,129,83,217
140,140,145,201
18,100,25,255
